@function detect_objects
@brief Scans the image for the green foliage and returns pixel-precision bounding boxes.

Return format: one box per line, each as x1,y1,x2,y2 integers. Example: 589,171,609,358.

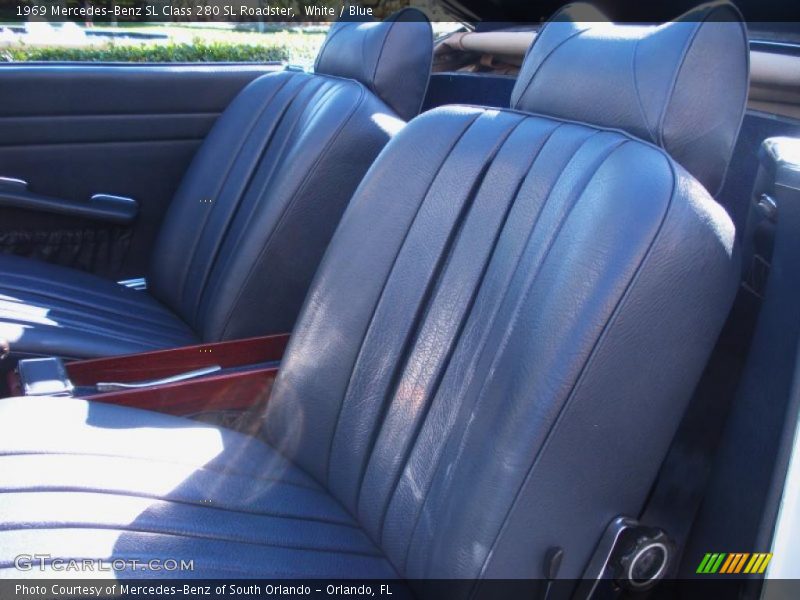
0,39,291,62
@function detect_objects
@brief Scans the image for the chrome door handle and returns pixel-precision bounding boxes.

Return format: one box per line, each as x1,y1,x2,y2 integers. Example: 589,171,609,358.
0,176,28,191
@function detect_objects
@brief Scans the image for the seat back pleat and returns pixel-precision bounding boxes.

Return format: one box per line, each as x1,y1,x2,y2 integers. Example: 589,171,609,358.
326,110,524,511
177,76,325,324
262,108,489,483
354,116,561,539
346,126,628,569
191,78,340,326
149,72,312,319
269,110,627,535
151,71,395,339
403,140,678,581
377,120,594,565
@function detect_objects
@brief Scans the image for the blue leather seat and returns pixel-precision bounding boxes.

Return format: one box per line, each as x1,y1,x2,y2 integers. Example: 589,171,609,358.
0,1,749,583
0,10,433,360
0,396,397,578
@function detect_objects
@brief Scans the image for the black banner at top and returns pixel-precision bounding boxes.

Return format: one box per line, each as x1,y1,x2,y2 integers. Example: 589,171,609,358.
0,0,799,23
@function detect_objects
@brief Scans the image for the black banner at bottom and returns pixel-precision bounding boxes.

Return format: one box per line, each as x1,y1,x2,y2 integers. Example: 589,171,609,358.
2,579,800,600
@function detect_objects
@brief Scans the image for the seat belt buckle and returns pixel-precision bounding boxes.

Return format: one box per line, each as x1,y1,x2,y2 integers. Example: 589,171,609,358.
17,357,74,397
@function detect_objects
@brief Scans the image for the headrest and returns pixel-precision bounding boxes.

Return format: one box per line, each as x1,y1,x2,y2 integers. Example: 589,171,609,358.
511,1,749,195
314,8,433,121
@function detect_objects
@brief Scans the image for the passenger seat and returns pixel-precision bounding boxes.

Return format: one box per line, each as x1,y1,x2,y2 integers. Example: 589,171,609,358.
0,10,433,360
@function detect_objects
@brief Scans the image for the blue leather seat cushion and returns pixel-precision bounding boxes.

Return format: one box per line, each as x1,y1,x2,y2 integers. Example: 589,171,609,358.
0,396,397,578
0,254,198,359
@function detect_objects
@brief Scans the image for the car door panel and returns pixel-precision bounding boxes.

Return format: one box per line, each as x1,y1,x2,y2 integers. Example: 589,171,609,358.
0,64,279,278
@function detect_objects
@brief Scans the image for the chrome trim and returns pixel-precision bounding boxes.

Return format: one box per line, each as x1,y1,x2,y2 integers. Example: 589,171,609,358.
0,176,29,190
95,365,222,392
118,277,147,291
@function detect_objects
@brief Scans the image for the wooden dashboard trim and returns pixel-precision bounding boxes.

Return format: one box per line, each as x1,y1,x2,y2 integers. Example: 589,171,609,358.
66,333,289,385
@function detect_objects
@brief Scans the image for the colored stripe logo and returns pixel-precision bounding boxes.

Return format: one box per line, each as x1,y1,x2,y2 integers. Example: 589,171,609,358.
696,553,772,574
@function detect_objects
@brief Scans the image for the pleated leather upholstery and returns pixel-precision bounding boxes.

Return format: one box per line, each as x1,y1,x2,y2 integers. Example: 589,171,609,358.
148,70,404,342
264,106,738,580
0,396,397,578
0,253,196,359
0,13,432,359
0,106,738,582
0,3,745,587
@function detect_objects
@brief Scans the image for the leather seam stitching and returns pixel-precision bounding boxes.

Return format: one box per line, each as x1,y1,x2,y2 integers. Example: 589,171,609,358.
313,22,355,73
474,144,677,587
655,15,707,149
512,26,592,111
397,118,567,573
373,113,529,546
327,110,484,498
165,72,295,315
185,75,319,325
631,34,658,143
0,273,169,314
195,76,338,328
215,80,367,341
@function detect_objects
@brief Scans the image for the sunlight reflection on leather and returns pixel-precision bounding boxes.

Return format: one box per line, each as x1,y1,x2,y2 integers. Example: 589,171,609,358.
371,111,405,137
0,294,58,343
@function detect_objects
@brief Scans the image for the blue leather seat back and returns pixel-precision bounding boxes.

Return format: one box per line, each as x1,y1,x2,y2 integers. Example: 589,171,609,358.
263,1,747,580
147,11,432,341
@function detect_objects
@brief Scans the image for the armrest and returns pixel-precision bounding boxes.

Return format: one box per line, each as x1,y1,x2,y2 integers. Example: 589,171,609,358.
86,366,279,416
66,333,290,385
0,177,137,224
95,365,222,391
5,334,291,416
